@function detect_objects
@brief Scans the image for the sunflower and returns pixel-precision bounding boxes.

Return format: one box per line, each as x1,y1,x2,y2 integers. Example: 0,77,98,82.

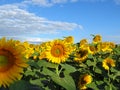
109,42,115,49
63,36,74,44
79,39,88,48
78,74,92,90
92,34,102,44
74,48,88,63
98,42,114,52
0,37,28,87
22,41,34,59
102,58,115,70
88,45,98,54
45,39,71,64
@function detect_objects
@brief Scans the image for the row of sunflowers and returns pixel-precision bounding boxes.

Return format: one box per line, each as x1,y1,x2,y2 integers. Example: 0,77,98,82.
0,35,120,90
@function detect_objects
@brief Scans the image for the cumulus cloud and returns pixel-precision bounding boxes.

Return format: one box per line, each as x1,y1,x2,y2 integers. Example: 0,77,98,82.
0,4,83,42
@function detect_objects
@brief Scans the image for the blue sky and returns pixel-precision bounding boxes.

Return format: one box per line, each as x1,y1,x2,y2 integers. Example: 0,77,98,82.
0,0,120,44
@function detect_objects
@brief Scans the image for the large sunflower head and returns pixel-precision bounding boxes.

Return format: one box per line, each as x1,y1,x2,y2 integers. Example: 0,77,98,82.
0,37,28,87
45,39,72,64
78,74,92,90
102,58,115,70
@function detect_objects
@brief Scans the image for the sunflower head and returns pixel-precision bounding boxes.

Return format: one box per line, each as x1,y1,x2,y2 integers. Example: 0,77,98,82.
88,45,98,54
0,37,28,87
102,58,115,70
92,34,102,44
22,41,34,59
98,42,114,52
78,74,92,90
79,39,88,47
74,48,88,63
64,36,74,44
109,42,115,49
45,39,71,64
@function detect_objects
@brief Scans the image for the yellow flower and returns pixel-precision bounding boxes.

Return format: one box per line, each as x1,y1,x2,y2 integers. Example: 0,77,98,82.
0,37,28,87
92,34,102,44
39,51,46,60
109,42,115,49
64,36,74,44
74,48,88,63
33,55,37,60
98,42,115,52
45,39,72,64
88,45,98,54
22,42,34,59
78,74,92,90
79,39,88,48
102,58,115,70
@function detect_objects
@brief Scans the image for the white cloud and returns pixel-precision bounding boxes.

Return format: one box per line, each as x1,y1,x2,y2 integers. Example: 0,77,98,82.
24,37,51,43
0,4,83,41
3,36,51,43
23,0,79,7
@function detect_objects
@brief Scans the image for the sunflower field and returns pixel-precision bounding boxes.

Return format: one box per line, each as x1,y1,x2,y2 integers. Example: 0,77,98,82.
0,35,120,90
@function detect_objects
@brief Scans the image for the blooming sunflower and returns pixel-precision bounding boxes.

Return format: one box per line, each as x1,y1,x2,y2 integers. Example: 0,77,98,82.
102,58,115,70
63,36,74,44
0,37,28,87
22,41,34,59
79,39,88,48
88,45,98,54
109,42,115,47
74,48,88,63
45,39,71,64
78,74,92,90
98,42,113,52
92,34,102,44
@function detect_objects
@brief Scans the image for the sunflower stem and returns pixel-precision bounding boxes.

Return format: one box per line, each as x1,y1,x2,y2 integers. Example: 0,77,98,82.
108,70,112,90
56,65,59,76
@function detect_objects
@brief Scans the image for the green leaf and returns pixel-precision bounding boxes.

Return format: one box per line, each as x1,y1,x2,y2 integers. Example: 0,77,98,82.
42,67,76,90
60,64,76,74
51,74,76,90
113,71,120,80
88,54,94,59
110,67,118,73
96,81,104,85
87,82,99,90
30,79,44,87
86,60,96,66
28,60,39,69
111,84,117,90
95,68,102,74
24,68,35,76
105,85,110,90
37,60,58,68
9,80,31,90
